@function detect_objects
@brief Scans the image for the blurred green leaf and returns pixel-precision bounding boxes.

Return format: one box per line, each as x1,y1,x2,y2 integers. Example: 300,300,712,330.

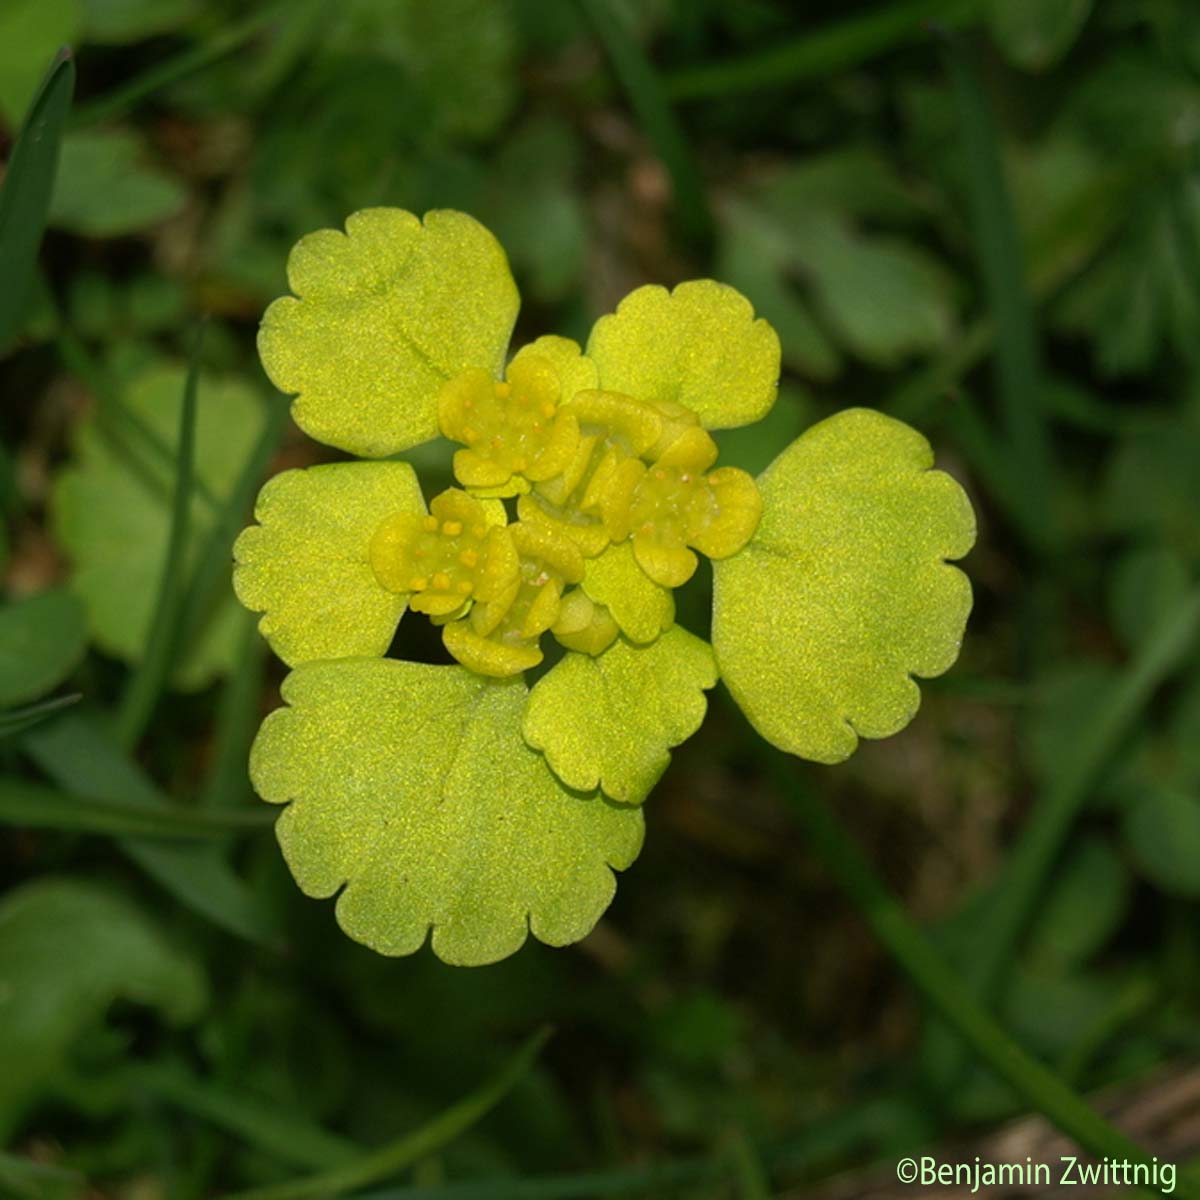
0,877,206,1141
49,129,186,237
0,588,86,707
24,713,285,948
987,0,1092,72
80,0,195,44
52,361,266,690
719,155,957,377
1026,835,1130,972
0,694,82,741
0,49,74,355
1123,787,1200,897
0,1150,86,1200
1003,965,1121,1057
1108,544,1191,653
0,0,79,124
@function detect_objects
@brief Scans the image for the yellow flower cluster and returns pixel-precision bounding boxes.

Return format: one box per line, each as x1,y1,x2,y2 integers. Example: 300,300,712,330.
370,349,763,677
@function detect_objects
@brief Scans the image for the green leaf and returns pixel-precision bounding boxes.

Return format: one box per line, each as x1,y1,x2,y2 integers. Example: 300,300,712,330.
258,208,519,458
523,627,717,804
1107,543,1191,654
0,877,206,1140
0,48,74,355
586,280,780,430
52,361,266,690
49,129,186,237
250,659,644,965
0,589,86,707
580,539,674,645
234,462,424,667
987,0,1092,71
0,0,79,124
222,1028,550,1200
80,0,195,43
0,1151,85,1200
1123,787,1200,898
712,408,974,763
25,713,284,947
1026,835,1130,972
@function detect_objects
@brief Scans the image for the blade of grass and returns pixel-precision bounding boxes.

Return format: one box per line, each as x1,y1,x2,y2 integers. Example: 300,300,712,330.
176,392,289,668
225,1028,553,1200
925,586,1200,1089
0,776,273,838
573,0,711,247
944,35,1054,553
54,322,221,515
130,1061,358,1172
0,692,81,739
72,0,294,127
666,0,978,101
762,747,1194,1196
200,610,266,808
23,711,284,948
0,49,75,356
116,324,204,750
0,1150,86,1200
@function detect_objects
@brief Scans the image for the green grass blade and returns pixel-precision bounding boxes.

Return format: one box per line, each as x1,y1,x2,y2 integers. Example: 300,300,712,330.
0,50,75,356
0,776,273,838
574,0,711,246
0,1150,85,1200
23,712,285,948
0,692,81,739
132,1061,358,1171
945,36,1054,550
177,393,290,667
666,0,978,100
225,1029,553,1200
200,610,266,808
926,585,1200,1086
116,324,203,750
763,747,1190,1193
72,0,293,127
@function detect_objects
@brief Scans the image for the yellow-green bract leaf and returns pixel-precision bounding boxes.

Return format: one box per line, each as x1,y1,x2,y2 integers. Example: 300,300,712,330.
523,628,717,804
586,280,780,430
581,539,674,644
712,408,974,764
52,363,265,690
509,334,597,402
250,660,643,966
259,208,519,458
233,462,423,668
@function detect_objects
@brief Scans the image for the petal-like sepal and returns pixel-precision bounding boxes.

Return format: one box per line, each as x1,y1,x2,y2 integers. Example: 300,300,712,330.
259,209,519,458
586,280,780,430
712,407,975,763
523,628,718,804
251,661,643,965
233,462,424,667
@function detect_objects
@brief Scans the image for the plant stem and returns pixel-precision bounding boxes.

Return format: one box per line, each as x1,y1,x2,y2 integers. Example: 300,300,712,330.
767,752,1187,1195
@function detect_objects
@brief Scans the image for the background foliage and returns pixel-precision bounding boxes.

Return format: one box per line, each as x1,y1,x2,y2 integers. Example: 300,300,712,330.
3,0,1200,1196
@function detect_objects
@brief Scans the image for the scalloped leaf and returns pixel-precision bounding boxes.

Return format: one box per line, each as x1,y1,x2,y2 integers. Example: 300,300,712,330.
712,408,974,763
581,540,674,644
234,462,423,667
586,280,780,430
523,628,716,804
250,659,643,966
52,363,265,690
259,208,519,458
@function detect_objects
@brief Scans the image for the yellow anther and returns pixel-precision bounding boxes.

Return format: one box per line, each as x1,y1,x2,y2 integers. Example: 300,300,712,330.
472,524,486,539
459,548,479,567
461,426,479,444
409,576,428,591
495,381,512,399
432,571,451,590
422,515,439,532
442,520,463,536
540,402,555,419
457,580,474,594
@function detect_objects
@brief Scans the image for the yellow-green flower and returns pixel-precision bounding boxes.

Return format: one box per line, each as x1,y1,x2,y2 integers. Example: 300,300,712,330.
234,207,976,966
